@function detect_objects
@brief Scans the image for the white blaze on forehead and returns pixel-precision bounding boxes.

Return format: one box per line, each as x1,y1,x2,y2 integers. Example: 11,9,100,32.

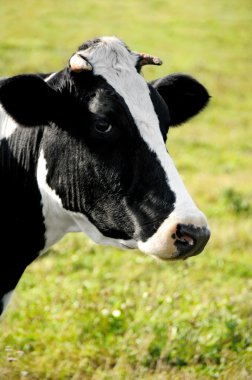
78,37,202,217
79,37,158,130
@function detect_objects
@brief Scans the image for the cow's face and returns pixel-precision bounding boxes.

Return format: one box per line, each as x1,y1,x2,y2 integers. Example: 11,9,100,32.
0,37,210,260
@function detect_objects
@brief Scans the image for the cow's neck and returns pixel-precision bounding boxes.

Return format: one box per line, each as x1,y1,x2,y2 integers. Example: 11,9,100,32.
0,111,46,252
36,149,81,253
0,112,47,307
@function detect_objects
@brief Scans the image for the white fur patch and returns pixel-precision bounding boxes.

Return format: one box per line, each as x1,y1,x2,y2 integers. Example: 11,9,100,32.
44,73,57,82
0,104,18,141
37,150,79,251
138,208,207,259
1,290,14,314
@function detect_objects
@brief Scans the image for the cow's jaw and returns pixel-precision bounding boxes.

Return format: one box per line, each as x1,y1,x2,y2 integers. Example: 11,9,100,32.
37,149,137,252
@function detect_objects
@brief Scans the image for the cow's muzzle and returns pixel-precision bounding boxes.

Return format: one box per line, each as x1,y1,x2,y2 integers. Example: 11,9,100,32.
137,211,211,260
173,224,211,260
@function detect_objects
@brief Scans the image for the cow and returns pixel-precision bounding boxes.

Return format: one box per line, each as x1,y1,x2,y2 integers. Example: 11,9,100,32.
0,36,210,315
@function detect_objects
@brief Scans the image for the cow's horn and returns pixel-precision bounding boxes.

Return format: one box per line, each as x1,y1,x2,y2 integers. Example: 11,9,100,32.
69,53,93,72
135,52,163,67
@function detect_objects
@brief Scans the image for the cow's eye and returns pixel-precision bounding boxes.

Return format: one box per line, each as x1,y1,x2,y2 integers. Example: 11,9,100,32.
95,122,112,134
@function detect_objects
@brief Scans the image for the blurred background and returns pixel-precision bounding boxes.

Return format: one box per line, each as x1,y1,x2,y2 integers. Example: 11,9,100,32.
0,0,251,379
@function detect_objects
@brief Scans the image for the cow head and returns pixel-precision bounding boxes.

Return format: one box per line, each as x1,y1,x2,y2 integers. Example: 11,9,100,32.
0,36,210,260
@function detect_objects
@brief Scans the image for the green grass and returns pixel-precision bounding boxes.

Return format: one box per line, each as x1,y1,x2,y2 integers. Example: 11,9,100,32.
0,0,252,379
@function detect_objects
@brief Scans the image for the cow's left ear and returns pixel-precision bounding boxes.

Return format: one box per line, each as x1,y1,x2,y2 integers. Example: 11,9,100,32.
0,75,61,127
149,74,210,126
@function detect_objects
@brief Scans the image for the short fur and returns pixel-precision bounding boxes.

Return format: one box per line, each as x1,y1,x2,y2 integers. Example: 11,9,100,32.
0,37,210,315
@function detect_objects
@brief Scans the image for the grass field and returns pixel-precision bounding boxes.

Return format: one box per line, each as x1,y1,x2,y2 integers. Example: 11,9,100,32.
0,0,252,379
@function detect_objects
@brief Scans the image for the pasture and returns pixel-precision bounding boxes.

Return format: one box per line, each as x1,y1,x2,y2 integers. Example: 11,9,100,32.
0,0,252,379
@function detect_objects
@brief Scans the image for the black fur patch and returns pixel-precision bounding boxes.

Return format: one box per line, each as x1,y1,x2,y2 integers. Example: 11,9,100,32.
150,73,210,126
0,126,45,302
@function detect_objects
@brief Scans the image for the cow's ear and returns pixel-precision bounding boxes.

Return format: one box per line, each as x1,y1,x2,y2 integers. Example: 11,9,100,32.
149,74,210,126
0,75,60,126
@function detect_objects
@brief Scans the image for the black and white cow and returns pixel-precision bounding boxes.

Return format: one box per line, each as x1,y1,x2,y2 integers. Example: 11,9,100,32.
0,36,210,315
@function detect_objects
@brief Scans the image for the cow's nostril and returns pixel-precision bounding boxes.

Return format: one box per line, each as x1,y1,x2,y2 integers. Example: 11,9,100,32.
174,223,210,258
175,225,194,247
177,234,194,246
